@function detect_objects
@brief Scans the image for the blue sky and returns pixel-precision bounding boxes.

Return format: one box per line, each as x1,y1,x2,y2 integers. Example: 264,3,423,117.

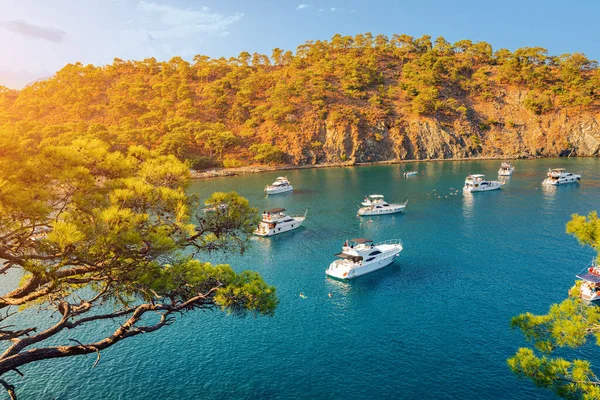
0,0,598,88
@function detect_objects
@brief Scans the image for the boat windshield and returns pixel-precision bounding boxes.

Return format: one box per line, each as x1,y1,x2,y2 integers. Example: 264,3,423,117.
577,273,600,283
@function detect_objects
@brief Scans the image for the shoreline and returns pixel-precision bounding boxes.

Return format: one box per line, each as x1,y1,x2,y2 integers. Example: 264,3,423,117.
189,154,591,180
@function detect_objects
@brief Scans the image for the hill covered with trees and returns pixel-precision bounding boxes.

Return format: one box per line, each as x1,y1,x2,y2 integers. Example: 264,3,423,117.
1,33,599,168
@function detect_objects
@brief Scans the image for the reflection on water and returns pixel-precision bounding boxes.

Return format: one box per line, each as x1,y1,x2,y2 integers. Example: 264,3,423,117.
358,214,404,234
462,191,474,221
541,182,557,199
498,175,511,185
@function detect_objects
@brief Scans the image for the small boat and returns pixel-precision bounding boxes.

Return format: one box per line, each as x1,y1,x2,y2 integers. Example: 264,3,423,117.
463,174,502,192
253,208,307,237
358,194,407,216
576,260,600,301
326,238,403,280
498,162,514,176
542,168,581,186
404,171,418,177
265,176,293,195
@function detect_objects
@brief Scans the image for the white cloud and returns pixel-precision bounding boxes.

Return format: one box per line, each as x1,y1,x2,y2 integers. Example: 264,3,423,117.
330,7,337,12
0,20,65,43
318,8,324,12
297,4,309,10
136,1,243,39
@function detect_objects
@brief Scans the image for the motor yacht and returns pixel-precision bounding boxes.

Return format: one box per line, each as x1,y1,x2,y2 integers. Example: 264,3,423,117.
265,177,293,195
253,208,306,236
577,261,600,301
358,195,407,216
542,168,581,186
404,171,418,177
463,174,502,192
325,238,403,280
498,162,514,176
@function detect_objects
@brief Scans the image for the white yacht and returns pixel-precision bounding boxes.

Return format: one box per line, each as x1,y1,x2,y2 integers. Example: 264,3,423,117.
463,174,502,192
326,238,403,280
358,194,407,216
498,162,514,176
404,171,418,177
577,261,600,301
265,177,293,195
542,168,581,186
253,208,306,237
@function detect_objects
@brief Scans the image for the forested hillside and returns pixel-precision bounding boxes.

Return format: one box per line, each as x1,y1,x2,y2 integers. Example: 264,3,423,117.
1,33,599,168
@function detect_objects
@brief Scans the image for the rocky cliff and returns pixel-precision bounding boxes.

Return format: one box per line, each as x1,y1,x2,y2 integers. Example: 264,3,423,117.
1,34,599,167
268,89,600,165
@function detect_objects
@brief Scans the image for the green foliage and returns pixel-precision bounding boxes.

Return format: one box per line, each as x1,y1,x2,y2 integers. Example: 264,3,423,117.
310,141,323,150
412,87,440,115
0,33,597,168
0,135,278,389
508,348,600,399
524,91,554,114
567,212,600,261
478,122,490,131
249,143,285,164
222,158,246,168
509,212,600,398
188,155,213,170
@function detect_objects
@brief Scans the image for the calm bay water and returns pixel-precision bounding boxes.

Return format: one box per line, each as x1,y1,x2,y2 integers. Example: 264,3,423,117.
9,158,600,399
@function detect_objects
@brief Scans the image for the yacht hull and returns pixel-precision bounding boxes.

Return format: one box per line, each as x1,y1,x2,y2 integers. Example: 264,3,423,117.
581,291,600,301
326,244,402,280
265,186,293,195
580,283,600,301
463,184,502,192
543,176,581,185
358,205,406,216
253,217,305,237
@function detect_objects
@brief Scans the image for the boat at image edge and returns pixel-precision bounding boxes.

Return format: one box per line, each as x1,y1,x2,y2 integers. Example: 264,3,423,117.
326,238,403,280
576,260,600,301
253,208,307,236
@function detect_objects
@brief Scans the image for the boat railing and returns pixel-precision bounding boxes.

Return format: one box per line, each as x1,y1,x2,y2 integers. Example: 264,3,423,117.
374,239,403,247
581,259,600,276
290,209,308,220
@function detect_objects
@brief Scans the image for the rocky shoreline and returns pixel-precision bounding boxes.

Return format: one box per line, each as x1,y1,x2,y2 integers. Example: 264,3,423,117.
189,155,544,180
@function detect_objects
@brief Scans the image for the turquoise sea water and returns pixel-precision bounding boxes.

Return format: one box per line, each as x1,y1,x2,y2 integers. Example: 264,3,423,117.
7,158,600,399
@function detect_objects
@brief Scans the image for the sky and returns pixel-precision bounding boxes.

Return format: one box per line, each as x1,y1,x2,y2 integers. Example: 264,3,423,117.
0,0,599,88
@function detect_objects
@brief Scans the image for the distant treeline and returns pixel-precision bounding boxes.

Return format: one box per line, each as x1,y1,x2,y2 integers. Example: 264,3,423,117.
1,33,598,167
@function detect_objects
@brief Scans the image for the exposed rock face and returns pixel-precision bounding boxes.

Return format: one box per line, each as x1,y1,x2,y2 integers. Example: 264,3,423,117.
280,90,600,165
